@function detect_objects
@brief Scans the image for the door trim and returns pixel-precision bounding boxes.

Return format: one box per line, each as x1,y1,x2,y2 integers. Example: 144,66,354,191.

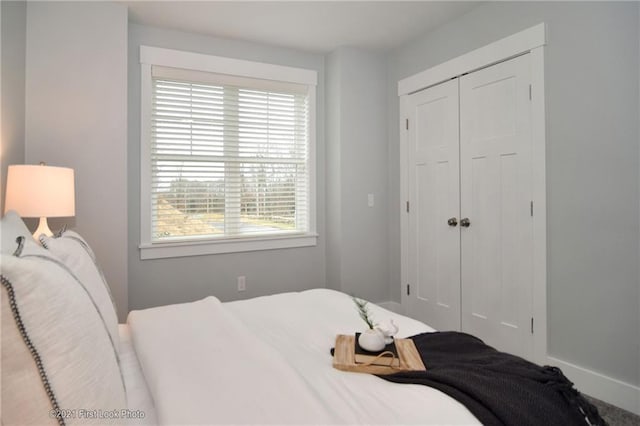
399,24,547,365
398,23,546,96
529,46,547,364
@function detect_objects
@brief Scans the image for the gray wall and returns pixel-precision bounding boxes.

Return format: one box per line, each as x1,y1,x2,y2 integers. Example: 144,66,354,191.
325,50,342,293
128,24,327,309
325,47,389,303
387,1,640,386
1,1,26,213
24,2,129,320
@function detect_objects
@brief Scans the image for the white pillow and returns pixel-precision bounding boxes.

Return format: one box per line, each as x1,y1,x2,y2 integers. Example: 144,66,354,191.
1,210,32,255
1,239,126,425
40,230,120,353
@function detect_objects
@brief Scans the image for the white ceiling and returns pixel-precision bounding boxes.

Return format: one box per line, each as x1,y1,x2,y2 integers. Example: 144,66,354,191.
121,1,481,53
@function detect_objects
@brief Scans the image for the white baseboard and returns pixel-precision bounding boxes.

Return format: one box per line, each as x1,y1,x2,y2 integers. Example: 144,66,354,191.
377,301,403,314
547,356,640,415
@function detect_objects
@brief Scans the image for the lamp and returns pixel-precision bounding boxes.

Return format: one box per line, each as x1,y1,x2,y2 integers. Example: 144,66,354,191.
4,163,75,238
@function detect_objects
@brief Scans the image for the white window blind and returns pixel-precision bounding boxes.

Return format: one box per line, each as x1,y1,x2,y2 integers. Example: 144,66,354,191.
150,66,310,243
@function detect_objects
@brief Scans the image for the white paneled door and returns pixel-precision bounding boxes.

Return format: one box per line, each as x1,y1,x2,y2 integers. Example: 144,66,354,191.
459,54,533,359
405,54,534,360
406,79,461,332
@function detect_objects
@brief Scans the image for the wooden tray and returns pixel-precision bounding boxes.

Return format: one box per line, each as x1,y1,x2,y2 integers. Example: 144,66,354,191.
332,334,426,375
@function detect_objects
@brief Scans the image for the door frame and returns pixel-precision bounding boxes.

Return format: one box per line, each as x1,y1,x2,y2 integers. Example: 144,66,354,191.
398,23,547,364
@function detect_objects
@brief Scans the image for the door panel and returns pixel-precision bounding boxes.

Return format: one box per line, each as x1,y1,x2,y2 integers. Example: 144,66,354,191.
407,78,460,331
459,54,533,359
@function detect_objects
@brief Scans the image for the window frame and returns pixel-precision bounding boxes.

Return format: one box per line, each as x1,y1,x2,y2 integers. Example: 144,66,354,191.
139,46,318,260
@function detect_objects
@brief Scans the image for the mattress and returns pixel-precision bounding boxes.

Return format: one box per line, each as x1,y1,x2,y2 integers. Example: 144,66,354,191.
126,288,480,425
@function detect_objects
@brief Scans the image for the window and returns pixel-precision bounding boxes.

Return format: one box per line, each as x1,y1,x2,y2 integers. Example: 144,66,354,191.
140,47,317,259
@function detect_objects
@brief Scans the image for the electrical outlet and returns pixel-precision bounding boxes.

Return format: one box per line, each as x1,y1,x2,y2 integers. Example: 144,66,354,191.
237,276,246,292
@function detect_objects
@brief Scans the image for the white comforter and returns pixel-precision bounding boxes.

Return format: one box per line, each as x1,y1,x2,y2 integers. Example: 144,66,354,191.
128,289,479,425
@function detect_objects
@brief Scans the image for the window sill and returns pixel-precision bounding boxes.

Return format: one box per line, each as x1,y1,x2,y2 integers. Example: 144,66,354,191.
139,233,318,260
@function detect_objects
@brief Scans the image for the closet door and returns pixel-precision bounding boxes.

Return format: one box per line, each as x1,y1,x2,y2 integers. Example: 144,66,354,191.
406,78,461,331
459,54,533,358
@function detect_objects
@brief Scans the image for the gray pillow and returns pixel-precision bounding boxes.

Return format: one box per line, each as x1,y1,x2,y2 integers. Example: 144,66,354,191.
1,210,32,255
40,230,120,353
1,238,126,424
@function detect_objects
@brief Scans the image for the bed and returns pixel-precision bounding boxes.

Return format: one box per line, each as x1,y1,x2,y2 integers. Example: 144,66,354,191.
125,289,479,425
1,211,600,425
0,211,479,425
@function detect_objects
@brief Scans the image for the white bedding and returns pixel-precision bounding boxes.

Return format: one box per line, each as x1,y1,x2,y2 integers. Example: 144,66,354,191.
127,289,480,425
118,325,158,425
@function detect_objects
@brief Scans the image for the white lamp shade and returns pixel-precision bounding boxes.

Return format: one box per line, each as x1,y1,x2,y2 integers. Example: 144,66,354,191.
4,164,75,218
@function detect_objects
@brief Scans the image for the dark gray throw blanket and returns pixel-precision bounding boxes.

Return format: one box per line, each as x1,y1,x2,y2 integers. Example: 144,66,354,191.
379,332,605,426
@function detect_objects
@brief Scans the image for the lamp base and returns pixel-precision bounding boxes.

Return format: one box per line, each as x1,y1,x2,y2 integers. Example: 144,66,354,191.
33,217,53,239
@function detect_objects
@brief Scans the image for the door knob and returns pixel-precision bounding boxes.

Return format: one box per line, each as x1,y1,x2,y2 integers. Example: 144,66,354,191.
447,217,458,227
460,218,471,228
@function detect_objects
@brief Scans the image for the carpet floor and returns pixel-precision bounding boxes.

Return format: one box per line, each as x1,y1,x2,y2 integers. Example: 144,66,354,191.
585,395,639,426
